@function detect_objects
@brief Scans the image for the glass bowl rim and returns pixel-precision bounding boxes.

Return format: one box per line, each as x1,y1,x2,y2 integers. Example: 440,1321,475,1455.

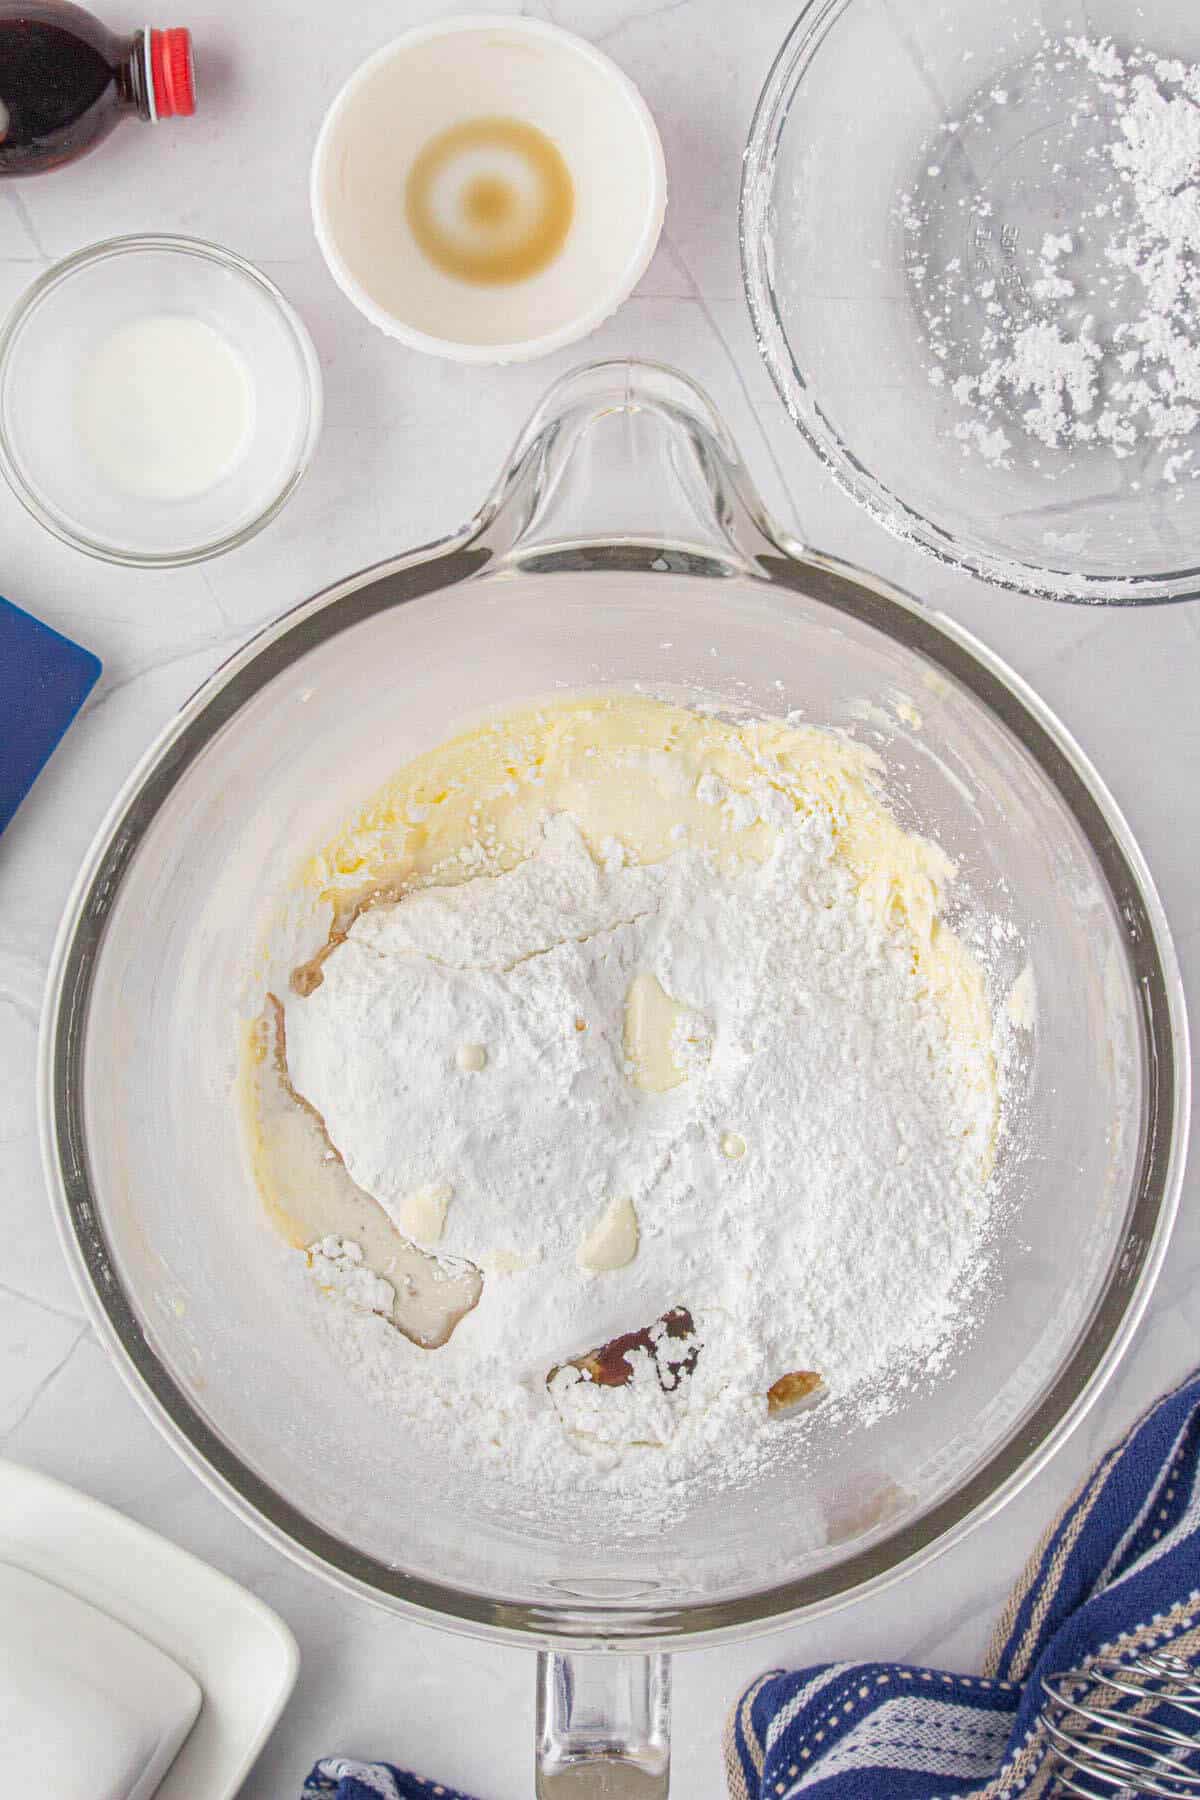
0,232,324,569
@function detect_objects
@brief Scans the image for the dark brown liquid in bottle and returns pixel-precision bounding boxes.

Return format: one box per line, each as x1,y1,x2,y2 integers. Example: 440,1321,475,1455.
0,1,149,175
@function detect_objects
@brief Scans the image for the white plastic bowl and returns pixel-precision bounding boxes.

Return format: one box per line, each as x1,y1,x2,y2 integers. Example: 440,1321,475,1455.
310,15,667,363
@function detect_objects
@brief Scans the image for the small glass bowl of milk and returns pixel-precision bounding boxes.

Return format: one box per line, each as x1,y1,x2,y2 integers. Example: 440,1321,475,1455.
0,235,322,565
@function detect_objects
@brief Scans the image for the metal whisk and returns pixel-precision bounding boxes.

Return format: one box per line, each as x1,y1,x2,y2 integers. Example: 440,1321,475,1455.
1039,1649,1200,1797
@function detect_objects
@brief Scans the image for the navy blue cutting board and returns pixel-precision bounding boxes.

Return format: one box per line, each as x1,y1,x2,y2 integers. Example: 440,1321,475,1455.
0,596,102,835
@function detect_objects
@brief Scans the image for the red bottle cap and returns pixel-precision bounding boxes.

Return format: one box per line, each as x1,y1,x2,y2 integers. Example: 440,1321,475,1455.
150,29,196,119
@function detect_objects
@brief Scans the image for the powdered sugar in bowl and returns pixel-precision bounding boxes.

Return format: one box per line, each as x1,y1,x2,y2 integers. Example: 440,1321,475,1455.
41,362,1187,1790
743,0,1200,602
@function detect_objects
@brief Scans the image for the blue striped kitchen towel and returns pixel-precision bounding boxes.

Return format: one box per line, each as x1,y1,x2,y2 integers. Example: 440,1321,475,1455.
302,1765,476,1799
304,1368,1200,1800
727,1366,1200,1798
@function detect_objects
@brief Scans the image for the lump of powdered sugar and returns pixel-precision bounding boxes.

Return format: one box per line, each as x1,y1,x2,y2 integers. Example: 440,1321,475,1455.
306,1236,395,1316
954,419,1012,464
979,318,1103,448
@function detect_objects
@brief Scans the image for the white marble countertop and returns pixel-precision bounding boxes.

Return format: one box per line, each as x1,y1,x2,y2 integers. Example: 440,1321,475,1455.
2,2,1198,1795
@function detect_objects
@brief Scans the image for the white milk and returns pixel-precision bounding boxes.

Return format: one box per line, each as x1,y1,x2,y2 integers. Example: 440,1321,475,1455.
75,314,254,501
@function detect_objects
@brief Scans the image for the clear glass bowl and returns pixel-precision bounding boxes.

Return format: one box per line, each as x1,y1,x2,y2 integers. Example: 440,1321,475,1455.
38,363,1188,1786
0,235,322,567
742,0,1200,603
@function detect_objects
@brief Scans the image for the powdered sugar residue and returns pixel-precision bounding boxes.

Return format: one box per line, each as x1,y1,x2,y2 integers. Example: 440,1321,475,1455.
901,37,1200,472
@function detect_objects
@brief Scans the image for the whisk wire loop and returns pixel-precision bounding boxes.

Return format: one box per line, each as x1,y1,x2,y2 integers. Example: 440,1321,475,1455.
1038,1648,1200,1798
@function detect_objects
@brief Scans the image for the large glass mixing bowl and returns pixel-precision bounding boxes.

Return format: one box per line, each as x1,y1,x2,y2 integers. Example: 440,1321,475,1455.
742,0,1200,603
39,362,1187,1793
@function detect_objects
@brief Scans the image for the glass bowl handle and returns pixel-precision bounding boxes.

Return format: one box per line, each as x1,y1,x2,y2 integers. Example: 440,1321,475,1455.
536,1648,671,1797
471,357,795,573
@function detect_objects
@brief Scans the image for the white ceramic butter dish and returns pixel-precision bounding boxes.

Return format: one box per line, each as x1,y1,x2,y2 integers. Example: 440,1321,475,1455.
0,1562,201,1798
0,1459,299,1800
